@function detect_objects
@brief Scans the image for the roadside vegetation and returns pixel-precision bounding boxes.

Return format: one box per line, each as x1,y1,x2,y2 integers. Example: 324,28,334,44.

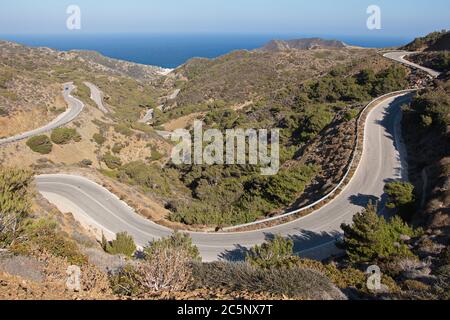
50,127,82,145
102,232,136,258
26,135,53,154
408,52,450,73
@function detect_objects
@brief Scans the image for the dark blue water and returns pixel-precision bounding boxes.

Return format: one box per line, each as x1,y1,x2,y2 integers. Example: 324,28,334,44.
0,33,412,68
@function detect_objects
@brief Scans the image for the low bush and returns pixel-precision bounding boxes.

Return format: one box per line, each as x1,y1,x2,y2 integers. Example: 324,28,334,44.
0,106,8,116
50,127,81,145
144,232,201,261
191,262,345,300
26,135,52,154
137,247,192,294
114,123,133,137
109,264,142,296
11,218,88,266
80,159,93,167
102,232,136,257
110,246,193,296
0,167,33,247
102,153,122,170
112,143,124,154
246,235,297,269
344,109,360,121
93,133,106,145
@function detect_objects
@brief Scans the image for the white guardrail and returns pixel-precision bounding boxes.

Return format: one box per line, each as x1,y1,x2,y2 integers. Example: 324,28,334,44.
222,88,418,232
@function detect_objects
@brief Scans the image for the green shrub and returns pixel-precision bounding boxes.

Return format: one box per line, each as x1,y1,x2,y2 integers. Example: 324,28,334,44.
80,159,93,167
295,259,367,290
131,122,155,134
50,127,81,145
144,232,201,261
149,146,163,161
12,218,88,265
344,109,360,121
384,182,415,217
102,153,122,170
411,87,450,133
340,203,418,264
0,106,8,116
93,133,106,145
102,232,136,257
0,70,13,89
114,123,133,136
119,161,171,195
109,264,142,296
112,143,124,154
26,135,52,154
0,167,33,247
246,235,297,269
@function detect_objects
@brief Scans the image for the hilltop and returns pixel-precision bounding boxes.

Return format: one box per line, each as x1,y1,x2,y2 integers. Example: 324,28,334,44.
69,50,171,82
260,38,347,52
402,31,450,74
402,30,450,52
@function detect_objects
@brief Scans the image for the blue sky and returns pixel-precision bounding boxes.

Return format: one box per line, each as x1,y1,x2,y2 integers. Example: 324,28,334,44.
0,0,448,37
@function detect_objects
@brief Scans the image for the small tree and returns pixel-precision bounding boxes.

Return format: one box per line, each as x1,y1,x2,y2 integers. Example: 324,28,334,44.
384,181,415,219
340,203,417,264
246,235,298,269
104,232,136,257
385,182,415,209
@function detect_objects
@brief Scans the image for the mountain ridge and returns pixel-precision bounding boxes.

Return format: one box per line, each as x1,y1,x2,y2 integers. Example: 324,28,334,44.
260,38,347,52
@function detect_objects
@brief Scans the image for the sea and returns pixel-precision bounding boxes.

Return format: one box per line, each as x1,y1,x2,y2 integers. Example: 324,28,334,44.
0,33,413,69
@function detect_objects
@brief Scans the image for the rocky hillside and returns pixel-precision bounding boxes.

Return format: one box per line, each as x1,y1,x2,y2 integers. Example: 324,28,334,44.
69,50,170,82
261,38,346,52
402,30,450,52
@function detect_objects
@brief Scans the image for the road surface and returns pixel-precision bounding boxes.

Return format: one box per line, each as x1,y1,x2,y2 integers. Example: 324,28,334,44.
84,82,109,113
35,53,439,262
0,83,84,146
139,109,154,123
383,51,441,78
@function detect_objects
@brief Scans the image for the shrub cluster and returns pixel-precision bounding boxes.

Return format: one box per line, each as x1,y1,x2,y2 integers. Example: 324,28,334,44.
340,203,420,264
102,153,122,170
26,135,53,154
109,232,199,297
191,261,345,300
93,133,106,145
50,127,81,145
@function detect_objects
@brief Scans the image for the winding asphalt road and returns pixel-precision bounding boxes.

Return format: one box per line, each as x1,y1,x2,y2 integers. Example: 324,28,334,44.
84,82,109,113
383,51,441,78
0,83,84,146
35,53,439,262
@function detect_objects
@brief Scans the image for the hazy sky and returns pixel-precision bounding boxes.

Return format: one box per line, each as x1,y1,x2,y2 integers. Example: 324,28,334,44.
0,0,448,37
